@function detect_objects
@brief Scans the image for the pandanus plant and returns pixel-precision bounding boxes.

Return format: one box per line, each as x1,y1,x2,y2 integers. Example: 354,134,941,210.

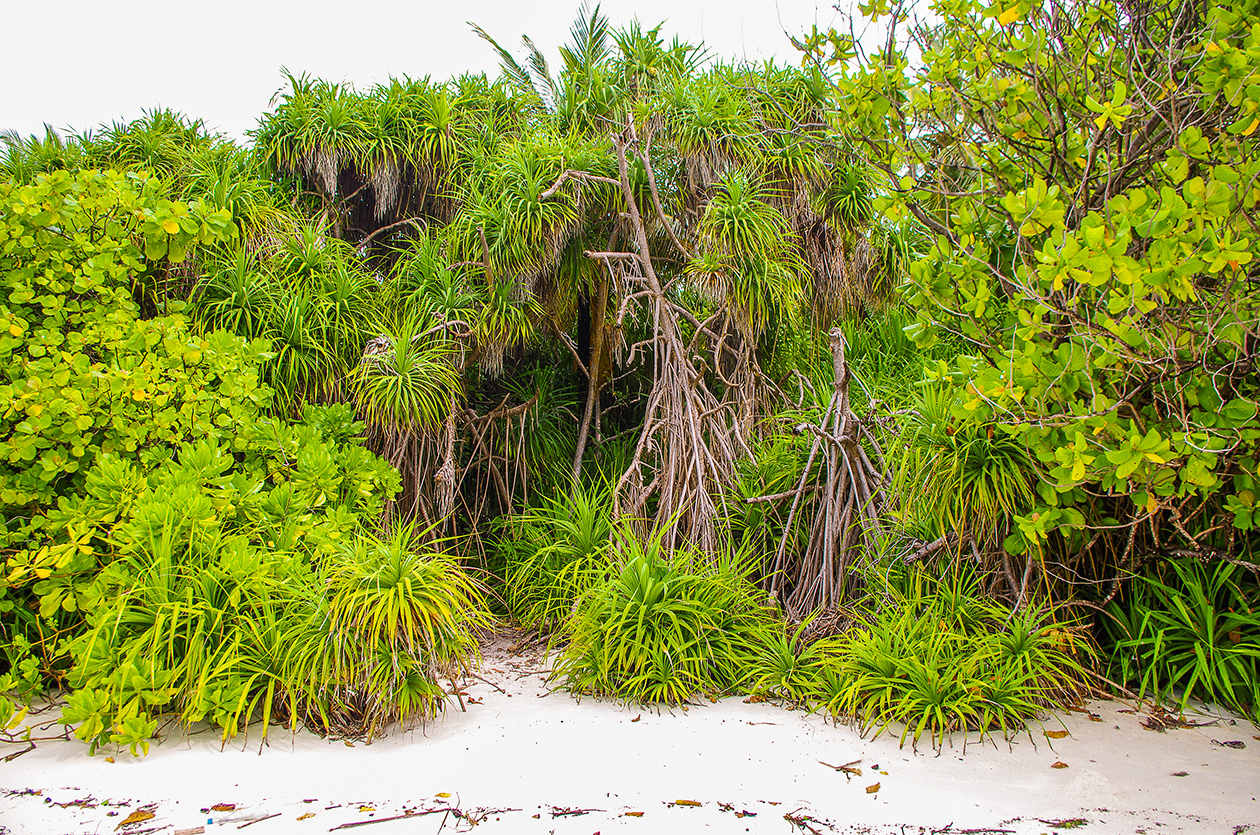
351,314,464,523
690,169,804,434
0,125,89,182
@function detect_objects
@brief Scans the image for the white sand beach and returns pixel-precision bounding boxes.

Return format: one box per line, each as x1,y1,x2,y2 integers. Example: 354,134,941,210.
3,632,1257,835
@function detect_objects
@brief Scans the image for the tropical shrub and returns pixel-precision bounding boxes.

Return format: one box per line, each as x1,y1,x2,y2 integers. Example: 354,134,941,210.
497,484,616,629
64,517,305,755
1104,558,1260,723
747,616,845,704
286,525,493,737
0,169,243,511
0,168,431,754
1,169,265,688
62,512,489,753
554,539,779,704
802,0,1260,605
893,384,1042,550
821,570,1091,748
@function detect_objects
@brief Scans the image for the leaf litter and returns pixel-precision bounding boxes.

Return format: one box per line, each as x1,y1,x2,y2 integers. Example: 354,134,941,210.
1142,705,1217,732
818,758,864,780
115,804,157,830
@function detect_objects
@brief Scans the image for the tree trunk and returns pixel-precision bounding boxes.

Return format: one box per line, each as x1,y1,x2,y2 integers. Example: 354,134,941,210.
572,268,610,490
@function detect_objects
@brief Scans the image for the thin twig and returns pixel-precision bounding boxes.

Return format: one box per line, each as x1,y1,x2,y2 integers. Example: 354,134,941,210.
236,812,280,829
466,672,508,695
328,808,457,831
745,486,820,504
359,216,426,248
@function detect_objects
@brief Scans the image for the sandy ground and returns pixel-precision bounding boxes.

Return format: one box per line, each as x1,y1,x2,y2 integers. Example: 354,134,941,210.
2,630,1258,835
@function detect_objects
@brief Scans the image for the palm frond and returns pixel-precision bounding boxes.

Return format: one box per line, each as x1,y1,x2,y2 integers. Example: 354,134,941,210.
560,2,611,77
469,22,540,99
521,36,558,110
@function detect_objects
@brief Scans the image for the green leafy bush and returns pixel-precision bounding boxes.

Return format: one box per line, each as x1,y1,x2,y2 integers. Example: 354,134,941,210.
66,527,299,754
41,403,405,745
803,0,1260,605
0,171,468,755
0,169,274,691
3,399,401,684
1105,558,1259,723
0,169,248,513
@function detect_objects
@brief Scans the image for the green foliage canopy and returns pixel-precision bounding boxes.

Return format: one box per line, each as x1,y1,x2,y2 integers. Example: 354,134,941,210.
803,0,1260,580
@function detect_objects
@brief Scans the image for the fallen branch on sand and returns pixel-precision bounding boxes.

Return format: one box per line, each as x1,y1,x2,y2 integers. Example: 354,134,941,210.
328,807,458,831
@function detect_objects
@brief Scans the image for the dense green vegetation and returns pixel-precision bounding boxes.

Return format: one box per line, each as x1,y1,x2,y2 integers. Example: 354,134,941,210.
2,0,1258,753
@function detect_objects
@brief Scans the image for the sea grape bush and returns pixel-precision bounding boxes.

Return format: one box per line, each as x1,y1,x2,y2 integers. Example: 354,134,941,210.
0,169,248,512
0,169,469,749
0,169,267,690
799,0,1260,594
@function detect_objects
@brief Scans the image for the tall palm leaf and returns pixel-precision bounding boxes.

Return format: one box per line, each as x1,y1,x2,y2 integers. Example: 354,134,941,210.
469,22,546,108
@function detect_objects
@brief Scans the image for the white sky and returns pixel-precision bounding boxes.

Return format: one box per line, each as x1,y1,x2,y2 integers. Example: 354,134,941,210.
4,0,856,141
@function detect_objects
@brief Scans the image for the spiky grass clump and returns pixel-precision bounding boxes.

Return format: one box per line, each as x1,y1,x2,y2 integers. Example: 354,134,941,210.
351,314,463,433
747,616,846,705
723,434,807,555
301,525,494,736
63,517,299,755
498,484,615,630
64,512,492,753
1104,557,1260,724
191,227,382,410
819,570,1092,749
553,537,778,704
